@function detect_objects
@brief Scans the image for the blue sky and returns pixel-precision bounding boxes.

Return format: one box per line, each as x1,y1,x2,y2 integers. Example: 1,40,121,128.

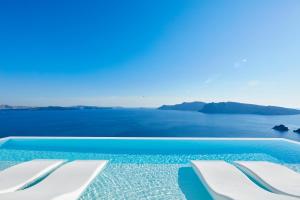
0,0,300,107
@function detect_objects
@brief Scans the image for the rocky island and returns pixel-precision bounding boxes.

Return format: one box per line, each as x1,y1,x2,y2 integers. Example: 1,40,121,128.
272,124,289,132
294,128,300,133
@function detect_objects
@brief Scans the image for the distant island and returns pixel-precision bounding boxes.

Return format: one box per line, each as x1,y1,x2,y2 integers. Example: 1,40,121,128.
0,105,113,111
294,128,300,133
159,101,206,111
158,102,300,115
2,102,300,115
272,124,289,132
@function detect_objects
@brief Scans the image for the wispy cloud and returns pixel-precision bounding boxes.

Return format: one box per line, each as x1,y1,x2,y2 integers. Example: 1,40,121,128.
234,58,247,68
203,74,221,85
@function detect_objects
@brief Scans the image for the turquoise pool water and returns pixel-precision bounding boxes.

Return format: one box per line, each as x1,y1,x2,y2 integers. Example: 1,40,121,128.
0,138,299,199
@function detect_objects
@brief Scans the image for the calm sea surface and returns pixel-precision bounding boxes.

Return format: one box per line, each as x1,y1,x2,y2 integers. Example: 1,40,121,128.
0,108,300,141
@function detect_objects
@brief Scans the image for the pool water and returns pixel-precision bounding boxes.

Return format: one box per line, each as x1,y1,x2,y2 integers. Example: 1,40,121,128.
0,138,299,200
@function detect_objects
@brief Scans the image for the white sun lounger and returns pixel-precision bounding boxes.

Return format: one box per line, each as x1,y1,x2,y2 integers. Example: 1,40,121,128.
0,160,64,194
191,161,298,200
235,161,300,198
0,160,108,200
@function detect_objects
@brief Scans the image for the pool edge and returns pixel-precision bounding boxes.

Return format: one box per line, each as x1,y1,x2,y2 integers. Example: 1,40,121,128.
1,136,299,146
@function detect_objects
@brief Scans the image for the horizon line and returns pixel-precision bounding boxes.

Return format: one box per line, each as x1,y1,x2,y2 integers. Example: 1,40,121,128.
1,101,300,110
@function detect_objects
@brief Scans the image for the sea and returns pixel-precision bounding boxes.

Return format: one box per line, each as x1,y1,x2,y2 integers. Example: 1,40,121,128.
0,108,300,141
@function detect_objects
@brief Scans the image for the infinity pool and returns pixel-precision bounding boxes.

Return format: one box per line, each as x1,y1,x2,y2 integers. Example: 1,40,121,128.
0,137,299,200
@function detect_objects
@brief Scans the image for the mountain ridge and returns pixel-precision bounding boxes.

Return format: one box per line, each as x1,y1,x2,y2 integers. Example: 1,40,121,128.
158,101,300,115
158,101,206,111
0,105,113,110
